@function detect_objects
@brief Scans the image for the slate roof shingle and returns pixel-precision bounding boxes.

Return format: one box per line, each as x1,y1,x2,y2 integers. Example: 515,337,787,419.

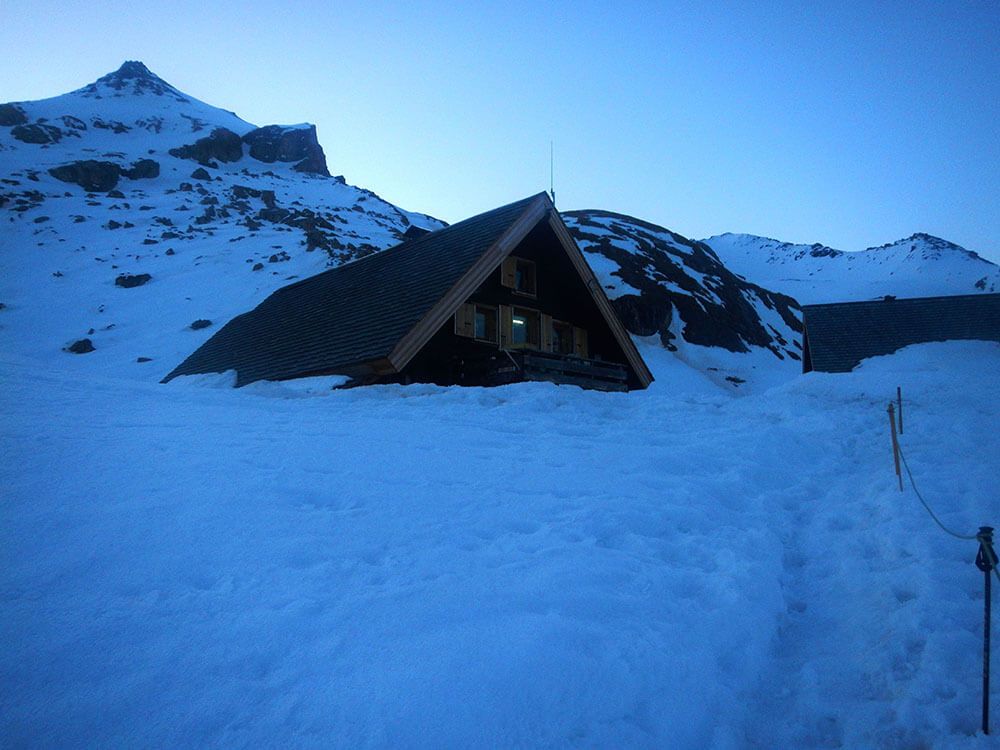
802,293,1000,372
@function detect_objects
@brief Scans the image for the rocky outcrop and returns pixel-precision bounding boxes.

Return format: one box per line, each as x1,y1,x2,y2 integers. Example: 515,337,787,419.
48,160,121,192
59,115,87,132
563,210,802,359
91,118,130,133
115,273,152,288
122,159,160,179
0,103,28,126
65,338,95,354
168,127,243,166
242,125,329,176
11,123,63,144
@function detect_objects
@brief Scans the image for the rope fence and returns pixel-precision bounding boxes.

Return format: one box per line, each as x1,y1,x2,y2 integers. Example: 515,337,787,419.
885,391,997,735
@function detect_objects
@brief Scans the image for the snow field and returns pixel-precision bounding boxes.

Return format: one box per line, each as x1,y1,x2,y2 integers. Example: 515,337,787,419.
1,341,998,747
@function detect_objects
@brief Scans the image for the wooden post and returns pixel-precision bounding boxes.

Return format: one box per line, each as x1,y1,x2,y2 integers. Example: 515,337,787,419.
897,386,904,434
977,527,995,735
986,542,992,737
888,403,902,491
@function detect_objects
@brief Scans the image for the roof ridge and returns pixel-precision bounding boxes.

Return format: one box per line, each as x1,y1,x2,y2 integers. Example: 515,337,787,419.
802,291,1000,309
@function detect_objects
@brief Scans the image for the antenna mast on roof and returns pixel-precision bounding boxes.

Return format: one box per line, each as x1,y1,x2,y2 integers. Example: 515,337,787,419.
549,140,555,206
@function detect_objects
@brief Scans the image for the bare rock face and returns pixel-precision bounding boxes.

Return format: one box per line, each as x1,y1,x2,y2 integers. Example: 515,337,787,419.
59,115,87,133
242,125,330,176
0,103,28,126
115,273,152,288
66,338,95,354
48,160,121,192
122,159,160,179
169,128,243,166
91,117,130,133
11,123,63,144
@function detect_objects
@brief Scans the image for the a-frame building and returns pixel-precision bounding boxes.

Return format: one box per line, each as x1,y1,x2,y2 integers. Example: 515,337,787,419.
163,193,654,391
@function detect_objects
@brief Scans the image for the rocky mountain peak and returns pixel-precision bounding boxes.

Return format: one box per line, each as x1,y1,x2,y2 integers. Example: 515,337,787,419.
77,60,189,103
111,60,158,81
868,232,982,260
901,233,965,253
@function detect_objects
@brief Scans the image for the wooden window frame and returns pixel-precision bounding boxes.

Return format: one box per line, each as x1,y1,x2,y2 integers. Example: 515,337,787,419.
501,256,538,298
513,258,537,297
551,318,575,355
507,305,542,349
454,302,475,338
573,325,589,359
473,303,499,344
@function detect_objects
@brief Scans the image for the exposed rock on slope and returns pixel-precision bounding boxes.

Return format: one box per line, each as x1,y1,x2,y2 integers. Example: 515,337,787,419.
168,128,244,165
0,61,442,379
564,211,802,362
242,125,330,176
48,160,123,192
0,102,28,126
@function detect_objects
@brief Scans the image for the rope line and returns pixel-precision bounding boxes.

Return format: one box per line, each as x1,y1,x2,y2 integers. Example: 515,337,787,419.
897,441,1000,584
897,445,976,540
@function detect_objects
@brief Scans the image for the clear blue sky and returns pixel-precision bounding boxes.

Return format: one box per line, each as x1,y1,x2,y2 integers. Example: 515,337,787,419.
2,0,998,260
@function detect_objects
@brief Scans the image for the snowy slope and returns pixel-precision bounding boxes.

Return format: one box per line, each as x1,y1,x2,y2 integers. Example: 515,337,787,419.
0,62,443,382
703,232,1000,304
2,340,997,747
564,210,804,391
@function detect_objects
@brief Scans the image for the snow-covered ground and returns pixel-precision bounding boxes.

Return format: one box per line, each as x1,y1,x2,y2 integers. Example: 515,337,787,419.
2,340,998,747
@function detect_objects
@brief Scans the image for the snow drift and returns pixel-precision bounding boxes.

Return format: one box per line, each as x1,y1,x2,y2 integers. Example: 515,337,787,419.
2,341,997,747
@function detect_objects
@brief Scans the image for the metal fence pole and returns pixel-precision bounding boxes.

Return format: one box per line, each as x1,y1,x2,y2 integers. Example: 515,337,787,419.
977,527,995,735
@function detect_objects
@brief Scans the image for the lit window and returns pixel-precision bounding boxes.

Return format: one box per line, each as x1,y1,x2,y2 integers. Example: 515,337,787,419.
511,308,540,348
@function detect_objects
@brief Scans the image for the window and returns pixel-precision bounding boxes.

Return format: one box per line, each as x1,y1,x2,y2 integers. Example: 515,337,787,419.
455,302,499,343
474,305,498,343
551,320,574,355
510,307,540,348
514,259,536,296
501,257,537,297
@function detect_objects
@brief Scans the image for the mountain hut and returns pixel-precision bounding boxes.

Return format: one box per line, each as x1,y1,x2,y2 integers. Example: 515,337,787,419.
163,193,654,391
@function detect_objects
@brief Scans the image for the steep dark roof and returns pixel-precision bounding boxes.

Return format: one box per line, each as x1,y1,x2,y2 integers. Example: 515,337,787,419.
802,293,1000,372
164,194,547,385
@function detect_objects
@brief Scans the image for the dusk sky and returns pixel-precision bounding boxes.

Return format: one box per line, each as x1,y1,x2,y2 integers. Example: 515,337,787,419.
2,0,998,260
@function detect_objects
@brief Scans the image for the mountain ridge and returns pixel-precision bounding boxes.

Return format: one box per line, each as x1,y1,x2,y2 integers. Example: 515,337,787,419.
2,61,989,391
702,231,999,304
